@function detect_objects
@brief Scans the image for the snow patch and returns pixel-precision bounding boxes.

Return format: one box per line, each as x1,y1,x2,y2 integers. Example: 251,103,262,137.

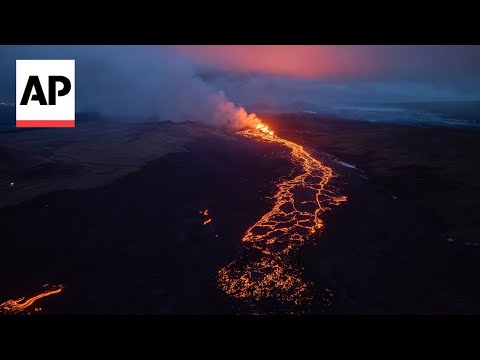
334,159,357,169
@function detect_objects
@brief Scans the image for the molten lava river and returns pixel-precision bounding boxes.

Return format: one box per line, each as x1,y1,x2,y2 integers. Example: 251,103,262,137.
0,120,346,315
217,122,347,313
0,284,63,314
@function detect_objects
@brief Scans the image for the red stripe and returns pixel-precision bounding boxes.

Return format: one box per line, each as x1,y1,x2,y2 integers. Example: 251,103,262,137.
16,120,75,128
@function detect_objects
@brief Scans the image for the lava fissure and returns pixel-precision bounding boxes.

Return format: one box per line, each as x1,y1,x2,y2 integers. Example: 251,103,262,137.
218,122,347,312
0,284,64,314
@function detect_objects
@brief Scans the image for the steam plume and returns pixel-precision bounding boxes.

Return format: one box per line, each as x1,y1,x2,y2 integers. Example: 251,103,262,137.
0,45,259,129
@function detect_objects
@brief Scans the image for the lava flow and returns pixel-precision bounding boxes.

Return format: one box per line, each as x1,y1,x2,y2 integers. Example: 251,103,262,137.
217,120,347,312
0,284,63,314
199,209,212,225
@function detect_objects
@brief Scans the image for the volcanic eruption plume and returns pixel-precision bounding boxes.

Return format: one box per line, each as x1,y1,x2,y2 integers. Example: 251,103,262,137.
0,46,348,315
203,86,347,313
217,108,346,313
210,91,264,129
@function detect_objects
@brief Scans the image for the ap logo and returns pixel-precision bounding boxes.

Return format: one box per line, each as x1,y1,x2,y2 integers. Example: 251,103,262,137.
16,60,75,128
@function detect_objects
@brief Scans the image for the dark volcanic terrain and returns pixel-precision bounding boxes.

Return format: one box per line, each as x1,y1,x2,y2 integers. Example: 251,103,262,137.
267,113,480,313
1,117,480,314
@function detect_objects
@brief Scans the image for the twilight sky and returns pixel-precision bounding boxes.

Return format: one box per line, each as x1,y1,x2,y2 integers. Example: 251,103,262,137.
1,45,480,120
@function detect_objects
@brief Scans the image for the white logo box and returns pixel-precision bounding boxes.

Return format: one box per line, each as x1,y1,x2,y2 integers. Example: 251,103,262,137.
16,60,75,128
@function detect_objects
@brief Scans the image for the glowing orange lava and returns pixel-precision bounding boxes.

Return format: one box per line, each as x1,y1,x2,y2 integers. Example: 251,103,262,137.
0,284,63,314
217,121,347,312
199,209,213,225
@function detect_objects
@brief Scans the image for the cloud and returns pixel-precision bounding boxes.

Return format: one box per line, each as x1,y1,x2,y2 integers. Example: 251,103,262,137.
172,45,480,83
0,45,263,127
1,45,480,123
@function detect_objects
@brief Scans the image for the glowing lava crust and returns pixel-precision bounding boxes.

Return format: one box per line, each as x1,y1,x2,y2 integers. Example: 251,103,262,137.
217,122,347,312
0,284,63,314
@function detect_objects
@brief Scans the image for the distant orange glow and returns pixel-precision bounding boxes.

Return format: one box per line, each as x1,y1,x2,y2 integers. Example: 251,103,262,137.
0,284,63,314
204,219,212,225
170,45,373,79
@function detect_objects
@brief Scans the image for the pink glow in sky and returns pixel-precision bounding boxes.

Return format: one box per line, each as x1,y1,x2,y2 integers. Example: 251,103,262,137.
169,45,480,82
169,45,374,79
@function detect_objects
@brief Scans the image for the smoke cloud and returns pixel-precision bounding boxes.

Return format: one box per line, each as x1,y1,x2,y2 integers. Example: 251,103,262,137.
0,45,258,128
2,45,480,126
